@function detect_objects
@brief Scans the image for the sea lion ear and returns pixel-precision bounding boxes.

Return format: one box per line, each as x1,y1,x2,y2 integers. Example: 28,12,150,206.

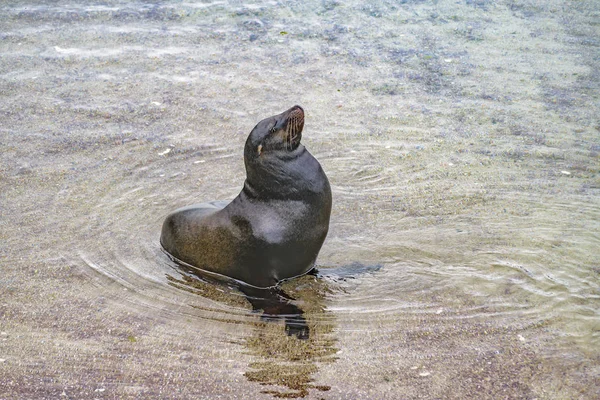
257,144,263,156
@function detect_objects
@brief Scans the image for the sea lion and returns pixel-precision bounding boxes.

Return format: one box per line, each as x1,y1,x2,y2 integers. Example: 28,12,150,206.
160,105,332,288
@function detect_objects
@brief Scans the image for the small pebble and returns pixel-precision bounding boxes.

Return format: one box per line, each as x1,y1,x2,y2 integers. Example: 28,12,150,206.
419,371,431,377
158,148,171,156
560,170,570,175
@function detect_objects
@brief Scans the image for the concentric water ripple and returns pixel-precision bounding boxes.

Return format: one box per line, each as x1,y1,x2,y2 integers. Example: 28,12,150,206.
2,0,599,398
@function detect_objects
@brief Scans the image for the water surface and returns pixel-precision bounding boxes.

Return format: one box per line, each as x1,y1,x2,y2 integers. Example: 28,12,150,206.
1,0,599,398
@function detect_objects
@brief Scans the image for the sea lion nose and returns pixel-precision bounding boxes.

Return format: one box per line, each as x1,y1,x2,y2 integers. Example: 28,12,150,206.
289,105,304,120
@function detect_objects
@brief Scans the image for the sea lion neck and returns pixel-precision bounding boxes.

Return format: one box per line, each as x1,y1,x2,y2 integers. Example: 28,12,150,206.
242,146,325,201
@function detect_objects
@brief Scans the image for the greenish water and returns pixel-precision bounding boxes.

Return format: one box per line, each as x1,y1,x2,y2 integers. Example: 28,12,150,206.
1,1,599,398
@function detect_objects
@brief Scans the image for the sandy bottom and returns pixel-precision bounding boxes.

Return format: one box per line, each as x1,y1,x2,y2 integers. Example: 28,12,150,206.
1,0,599,398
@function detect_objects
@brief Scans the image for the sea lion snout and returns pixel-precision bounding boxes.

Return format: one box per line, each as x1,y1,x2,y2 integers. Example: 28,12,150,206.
287,105,304,125
283,105,304,150
287,104,303,119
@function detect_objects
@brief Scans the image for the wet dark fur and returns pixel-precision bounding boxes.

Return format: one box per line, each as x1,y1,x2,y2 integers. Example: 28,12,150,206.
160,106,332,288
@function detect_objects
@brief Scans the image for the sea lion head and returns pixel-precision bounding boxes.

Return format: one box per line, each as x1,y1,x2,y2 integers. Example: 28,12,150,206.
243,105,322,199
244,105,305,160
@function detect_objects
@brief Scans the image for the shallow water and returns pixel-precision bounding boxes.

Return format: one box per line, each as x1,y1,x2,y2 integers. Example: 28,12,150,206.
1,0,599,398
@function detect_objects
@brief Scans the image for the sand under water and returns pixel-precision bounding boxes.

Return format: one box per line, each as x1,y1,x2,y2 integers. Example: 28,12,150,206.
1,0,599,398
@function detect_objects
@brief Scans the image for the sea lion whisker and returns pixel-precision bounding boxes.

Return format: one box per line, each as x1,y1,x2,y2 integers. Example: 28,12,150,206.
282,110,304,151
285,123,292,150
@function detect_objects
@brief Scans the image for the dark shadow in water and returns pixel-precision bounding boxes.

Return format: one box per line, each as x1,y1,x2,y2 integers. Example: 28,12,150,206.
241,272,339,398
164,262,313,339
239,284,311,340
165,263,344,398
166,260,381,398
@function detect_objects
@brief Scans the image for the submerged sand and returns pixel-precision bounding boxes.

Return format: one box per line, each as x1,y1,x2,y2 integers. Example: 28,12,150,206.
1,1,599,398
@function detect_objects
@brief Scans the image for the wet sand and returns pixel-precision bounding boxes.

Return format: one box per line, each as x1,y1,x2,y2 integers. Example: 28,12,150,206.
1,1,599,398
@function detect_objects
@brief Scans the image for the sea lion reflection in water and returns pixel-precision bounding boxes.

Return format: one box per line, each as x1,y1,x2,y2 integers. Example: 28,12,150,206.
161,105,332,293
